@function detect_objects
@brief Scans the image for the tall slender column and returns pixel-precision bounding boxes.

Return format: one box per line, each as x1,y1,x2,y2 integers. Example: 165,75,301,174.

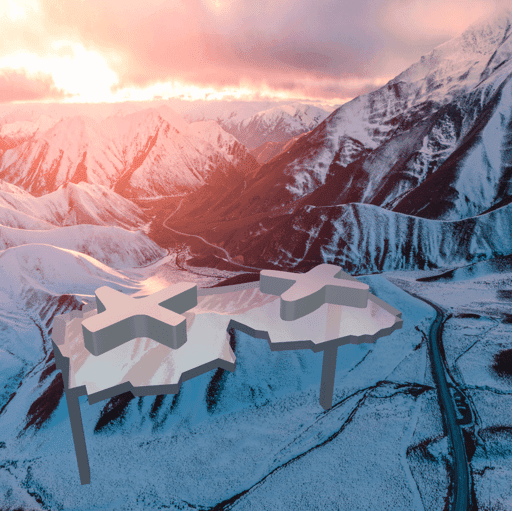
319,303,342,410
65,389,91,485
319,345,338,410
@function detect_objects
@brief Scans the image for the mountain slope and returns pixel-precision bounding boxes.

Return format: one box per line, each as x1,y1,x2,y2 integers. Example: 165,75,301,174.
391,73,512,219
219,102,330,150
250,132,310,164
188,120,259,174
0,181,150,230
0,226,166,270
230,202,512,272
160,8,512,273
0,107,258,198
0,113,58,155
215,9,512,218
0,114,123,195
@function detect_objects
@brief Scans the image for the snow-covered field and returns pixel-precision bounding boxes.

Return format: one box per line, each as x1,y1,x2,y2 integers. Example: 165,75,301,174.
1,7,511,507
0,230,511,509
386,261,512,511
0,244,457,510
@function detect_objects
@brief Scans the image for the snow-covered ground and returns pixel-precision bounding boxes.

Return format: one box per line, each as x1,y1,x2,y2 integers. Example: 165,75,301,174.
1,228,511,509
386,260,512,511
0,241,455,510
0,9,511,506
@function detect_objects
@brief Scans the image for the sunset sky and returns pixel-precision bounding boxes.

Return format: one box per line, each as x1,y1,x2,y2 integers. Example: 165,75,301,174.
0,0,508,106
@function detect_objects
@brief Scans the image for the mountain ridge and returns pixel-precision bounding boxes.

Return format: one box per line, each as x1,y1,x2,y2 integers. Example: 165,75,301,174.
218,102,330,150
161,7,512,273
0,106,259,198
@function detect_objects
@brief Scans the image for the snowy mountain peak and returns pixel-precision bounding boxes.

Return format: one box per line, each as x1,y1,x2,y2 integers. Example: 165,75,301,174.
217,102,330,150
155,104,190,133
43,114,102,145
391,6,512,97
188,119,236,145
0,105,257,198
0,114,59,151
464,6,512,39
242,103,328,129
187,119,259,167
122,105,191,134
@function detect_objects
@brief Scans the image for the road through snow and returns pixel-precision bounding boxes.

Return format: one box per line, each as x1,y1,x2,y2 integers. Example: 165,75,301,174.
162,199,265,272
399,289,471,511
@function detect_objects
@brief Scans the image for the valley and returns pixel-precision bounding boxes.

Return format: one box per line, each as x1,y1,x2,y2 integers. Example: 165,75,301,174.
0,6,511,509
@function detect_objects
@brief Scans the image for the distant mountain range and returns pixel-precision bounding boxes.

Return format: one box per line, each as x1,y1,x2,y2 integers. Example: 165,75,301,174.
0,180,150,230
212,102,330,150
0,105,258,198
1,9,512,510
0,8,511,278
163,7,512,273
179,100,334,146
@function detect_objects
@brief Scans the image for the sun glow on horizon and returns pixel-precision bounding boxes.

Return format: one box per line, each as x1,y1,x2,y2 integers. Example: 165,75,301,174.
0,1,397,108
0,38,388,108
2,0,39,21
1,0,508,108
0,41,119,103
87,78,357,108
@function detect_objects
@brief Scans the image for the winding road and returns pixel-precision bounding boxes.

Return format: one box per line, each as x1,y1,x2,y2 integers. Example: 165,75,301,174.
400,289,471,511
162,199,266,272
153,198,472,508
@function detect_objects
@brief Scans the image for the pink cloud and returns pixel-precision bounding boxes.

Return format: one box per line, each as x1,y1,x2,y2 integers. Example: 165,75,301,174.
0,69,72,103
2,0,507,103
33,0,381,98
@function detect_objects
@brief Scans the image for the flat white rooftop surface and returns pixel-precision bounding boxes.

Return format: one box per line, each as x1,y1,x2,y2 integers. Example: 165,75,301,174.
53,278,402,403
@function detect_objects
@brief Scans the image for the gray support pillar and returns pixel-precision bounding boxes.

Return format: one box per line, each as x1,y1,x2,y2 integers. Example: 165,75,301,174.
319,303,342,410
319,345,338,410
65,389,91,485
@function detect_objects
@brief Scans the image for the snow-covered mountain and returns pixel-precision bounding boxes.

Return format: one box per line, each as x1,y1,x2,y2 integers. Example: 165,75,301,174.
187,119,259,173
233,202,512,272
217,102,330,150
230,8,512,216
1,232,511,509
0,111,58,154
163,7,512,272
105,108,258,197
0,106,258,198
250,132,310,164
0,228,166,270
0,229,450,510
180,100,275,126
303,8,512,221
0,180,150,230
1,9,512,510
